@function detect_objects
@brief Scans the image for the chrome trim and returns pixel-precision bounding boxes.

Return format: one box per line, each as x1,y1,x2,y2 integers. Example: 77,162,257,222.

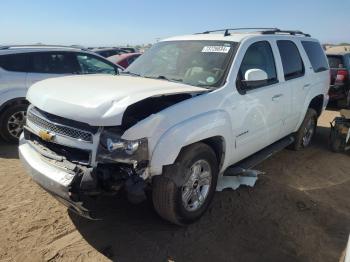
27,109,93,143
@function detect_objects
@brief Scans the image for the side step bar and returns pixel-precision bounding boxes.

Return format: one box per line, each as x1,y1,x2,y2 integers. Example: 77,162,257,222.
224,135,295,176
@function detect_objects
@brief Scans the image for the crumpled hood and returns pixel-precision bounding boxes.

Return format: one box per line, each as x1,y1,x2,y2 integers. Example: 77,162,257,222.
27,75,207,126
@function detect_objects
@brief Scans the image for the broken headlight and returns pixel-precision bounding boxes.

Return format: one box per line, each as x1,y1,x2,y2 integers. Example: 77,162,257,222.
97,129,148,165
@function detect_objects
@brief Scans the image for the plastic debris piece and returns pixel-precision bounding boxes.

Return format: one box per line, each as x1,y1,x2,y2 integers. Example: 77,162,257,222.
216,169,263,191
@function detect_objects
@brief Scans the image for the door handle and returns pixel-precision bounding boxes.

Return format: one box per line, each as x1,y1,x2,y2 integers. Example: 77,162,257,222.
303,83,311,89
272,94,283,101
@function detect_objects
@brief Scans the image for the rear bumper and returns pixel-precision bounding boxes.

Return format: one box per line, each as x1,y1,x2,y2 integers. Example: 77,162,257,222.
18,135,91,217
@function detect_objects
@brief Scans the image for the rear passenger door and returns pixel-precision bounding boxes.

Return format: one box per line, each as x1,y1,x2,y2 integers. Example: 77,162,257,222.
26,52,80,87
276,40,307,135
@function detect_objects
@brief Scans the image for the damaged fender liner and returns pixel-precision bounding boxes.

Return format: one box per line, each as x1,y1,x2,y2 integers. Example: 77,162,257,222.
121,93,201,130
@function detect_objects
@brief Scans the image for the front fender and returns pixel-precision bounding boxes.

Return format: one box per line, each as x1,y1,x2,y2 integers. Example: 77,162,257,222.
149,110,233,175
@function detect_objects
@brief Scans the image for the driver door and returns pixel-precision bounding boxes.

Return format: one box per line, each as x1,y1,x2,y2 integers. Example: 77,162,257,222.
231,40,287,160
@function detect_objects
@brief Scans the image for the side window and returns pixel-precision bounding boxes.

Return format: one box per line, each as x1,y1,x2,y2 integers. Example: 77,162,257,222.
76,54,117,75
29,52,80,74
277,40,304,80
237,41,278,90
327,55,343,68
302,41,329,73
0,54,28,72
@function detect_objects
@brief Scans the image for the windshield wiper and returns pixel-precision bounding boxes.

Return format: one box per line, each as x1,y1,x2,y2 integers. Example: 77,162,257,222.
144,75,183,83
120,71,141,77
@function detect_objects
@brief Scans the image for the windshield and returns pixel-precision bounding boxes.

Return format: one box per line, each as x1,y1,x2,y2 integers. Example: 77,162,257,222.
126,40,237,88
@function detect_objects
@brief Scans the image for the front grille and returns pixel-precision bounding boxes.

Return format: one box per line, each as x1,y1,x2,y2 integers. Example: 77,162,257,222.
27,109,93,142
24,129,91,164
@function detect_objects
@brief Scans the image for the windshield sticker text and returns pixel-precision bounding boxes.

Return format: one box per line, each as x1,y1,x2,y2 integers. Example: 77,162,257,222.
202,46,231,53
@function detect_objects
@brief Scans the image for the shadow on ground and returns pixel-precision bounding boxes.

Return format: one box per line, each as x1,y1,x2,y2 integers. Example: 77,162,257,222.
0,140,18,159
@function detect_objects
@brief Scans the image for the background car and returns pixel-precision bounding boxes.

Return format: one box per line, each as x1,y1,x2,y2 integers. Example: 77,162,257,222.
91,47,128,58
107,52,142,69
119,47,137,53
326,52,350,108
0,45,122,142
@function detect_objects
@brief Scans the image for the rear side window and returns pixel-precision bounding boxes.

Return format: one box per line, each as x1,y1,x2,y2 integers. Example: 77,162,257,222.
0,54,28,72
327,55,344,68
277,40,304,80
302,41,329,72
28,52,80,74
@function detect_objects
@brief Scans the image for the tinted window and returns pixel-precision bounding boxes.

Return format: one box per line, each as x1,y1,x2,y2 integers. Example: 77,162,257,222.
76,54,117,74
237,41,278,89
302,41,329,72
29,52,80,74
327,55,344,68
277,40,304,80
0,54,28,72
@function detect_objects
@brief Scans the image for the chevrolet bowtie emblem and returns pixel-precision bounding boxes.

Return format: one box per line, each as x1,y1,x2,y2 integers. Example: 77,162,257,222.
38,130,55,142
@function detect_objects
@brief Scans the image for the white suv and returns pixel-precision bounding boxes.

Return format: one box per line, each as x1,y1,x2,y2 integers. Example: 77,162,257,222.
0,45,121,142
19,29,330,225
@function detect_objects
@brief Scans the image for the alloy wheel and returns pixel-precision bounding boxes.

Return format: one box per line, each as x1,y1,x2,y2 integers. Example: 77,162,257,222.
181,159,212,212
7,110,27,139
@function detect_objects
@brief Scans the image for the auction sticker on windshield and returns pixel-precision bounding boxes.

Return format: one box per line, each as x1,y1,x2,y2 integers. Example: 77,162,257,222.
202,46,231,53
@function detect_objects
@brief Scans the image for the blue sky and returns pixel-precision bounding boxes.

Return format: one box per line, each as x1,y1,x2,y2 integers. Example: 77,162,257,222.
1,0,349,46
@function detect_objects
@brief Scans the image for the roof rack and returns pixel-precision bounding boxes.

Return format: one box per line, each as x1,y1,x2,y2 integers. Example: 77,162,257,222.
196,28,311,37
261,29,311,37
0,44,89,51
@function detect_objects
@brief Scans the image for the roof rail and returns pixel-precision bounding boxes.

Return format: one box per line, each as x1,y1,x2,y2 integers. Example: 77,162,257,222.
197,28,279,36
0,44,89,51
196,28,311,37
261,29,311,37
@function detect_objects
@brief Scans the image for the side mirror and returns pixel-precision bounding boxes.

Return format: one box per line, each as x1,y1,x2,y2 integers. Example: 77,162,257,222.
244,68,268,82
237,69,269,94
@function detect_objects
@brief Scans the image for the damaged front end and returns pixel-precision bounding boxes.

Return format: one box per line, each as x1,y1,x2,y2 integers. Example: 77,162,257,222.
20,87,206,219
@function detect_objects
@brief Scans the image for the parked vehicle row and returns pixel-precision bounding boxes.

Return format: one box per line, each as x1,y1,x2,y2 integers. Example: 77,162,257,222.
326,52,350,108
91,47,138,57
18,28,330,224
0,45,123,142
107,52,142,69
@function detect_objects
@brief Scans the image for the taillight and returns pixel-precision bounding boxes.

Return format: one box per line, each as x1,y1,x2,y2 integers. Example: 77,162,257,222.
335,69,348,83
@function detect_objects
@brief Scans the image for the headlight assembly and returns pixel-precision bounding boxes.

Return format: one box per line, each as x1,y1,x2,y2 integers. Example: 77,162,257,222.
97,129,149,166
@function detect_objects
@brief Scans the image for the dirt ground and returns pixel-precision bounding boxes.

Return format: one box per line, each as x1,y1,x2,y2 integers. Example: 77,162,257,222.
0,110,349,262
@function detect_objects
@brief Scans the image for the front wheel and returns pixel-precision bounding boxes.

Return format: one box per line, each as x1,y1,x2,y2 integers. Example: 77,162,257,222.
152,143,218,225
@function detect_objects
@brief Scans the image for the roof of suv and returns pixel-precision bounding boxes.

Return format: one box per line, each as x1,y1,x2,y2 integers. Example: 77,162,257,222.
0,45,97,56
162,29,315,43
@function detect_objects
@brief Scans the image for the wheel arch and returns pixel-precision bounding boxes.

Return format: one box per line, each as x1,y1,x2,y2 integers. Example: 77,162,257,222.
149,110,233,176
0,97,28,117
308,94,324,117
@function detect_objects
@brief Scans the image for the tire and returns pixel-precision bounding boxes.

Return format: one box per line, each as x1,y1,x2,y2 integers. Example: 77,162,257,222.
0,103,28,143
152,142,218,225
346,90,350,109
290,108,318,151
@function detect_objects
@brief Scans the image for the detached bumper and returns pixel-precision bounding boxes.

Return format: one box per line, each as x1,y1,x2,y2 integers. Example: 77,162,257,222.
18,135,91,218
